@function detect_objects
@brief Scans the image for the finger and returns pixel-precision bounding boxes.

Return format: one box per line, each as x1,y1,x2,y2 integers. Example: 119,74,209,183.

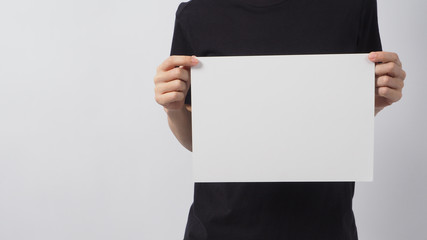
375,62,405,78
375,75,404,89
183,65,192,87
155,91,186,106
157,55,198,72
375,95,392,108
401,69,407,80
154,66,190,84
375,87,402,103
156,80,188,94
369,51,402,67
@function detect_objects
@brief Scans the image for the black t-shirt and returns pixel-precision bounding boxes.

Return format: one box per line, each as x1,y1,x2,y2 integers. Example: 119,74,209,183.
170,0,382,239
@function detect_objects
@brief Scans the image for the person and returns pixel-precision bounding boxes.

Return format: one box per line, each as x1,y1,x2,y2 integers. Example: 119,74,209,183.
153,0,406,239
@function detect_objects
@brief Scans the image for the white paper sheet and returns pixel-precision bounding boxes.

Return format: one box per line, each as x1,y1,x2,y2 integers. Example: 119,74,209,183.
191,54,374,182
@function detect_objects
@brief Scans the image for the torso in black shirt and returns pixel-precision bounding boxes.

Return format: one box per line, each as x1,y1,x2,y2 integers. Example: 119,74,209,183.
170,0,382,239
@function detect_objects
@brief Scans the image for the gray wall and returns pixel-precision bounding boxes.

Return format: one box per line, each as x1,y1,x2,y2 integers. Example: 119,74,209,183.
0,0,425,239
354,1,427,239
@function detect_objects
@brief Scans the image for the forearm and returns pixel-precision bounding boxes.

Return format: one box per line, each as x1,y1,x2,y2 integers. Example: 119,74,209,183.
165,106,193,151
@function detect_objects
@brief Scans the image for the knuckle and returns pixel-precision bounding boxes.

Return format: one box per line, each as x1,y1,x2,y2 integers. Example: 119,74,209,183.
180,81,188,91
398,92,403,101
171,92,184,102
382,76,391,85
179,91,185,99
384,87,391,96
379,87,389,96
375,64,383,73
165,68,176,80
387,63,396,75
394,52,399,60
176,67,184,76
170,67,181,78
166,56,175,66
174,91,184,101
401,80,405,88
174,80,183,90
170,80,178,88
170,91,179,100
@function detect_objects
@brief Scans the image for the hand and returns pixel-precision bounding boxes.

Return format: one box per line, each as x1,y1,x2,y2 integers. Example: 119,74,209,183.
154,55,198,111
368,51,406,115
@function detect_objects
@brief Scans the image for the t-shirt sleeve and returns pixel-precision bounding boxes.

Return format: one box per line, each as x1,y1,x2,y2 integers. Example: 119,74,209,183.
357,0,382,52
170,3,194,105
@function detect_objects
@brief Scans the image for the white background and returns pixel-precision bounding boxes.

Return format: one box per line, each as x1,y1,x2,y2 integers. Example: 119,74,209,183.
0,0,425,239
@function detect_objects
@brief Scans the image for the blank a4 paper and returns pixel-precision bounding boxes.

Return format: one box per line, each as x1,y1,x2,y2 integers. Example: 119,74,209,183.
191,54,375,182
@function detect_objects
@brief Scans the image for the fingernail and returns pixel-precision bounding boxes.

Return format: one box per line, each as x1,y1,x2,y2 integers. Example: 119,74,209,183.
191,55,198,65
369,53,377,60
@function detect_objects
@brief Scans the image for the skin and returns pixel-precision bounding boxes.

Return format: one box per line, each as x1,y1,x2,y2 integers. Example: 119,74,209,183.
154,55,198,151
369,51,407,115
154,52,406,152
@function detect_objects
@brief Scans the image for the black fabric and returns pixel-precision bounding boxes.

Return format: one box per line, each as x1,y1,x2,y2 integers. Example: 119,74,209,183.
170,0,382,239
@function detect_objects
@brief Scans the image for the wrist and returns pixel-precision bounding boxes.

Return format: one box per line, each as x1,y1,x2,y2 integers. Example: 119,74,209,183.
164,105,189,117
